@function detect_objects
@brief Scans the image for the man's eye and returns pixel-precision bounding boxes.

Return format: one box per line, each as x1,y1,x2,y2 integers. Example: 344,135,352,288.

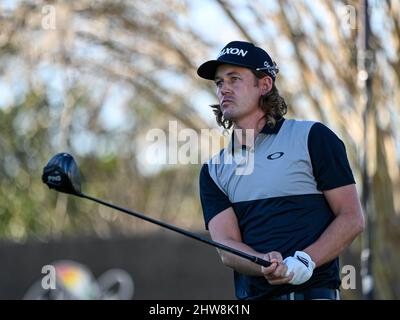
215,81,223,87
232,76,240,81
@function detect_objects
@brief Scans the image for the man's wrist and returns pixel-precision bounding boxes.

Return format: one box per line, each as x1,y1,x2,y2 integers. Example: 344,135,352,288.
302,250,317,268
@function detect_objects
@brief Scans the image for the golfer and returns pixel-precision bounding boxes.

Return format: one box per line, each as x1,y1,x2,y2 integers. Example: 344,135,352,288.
198,41,365,300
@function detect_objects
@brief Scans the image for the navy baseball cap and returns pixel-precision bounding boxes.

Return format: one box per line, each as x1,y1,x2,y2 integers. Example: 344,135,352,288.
197,41,278,81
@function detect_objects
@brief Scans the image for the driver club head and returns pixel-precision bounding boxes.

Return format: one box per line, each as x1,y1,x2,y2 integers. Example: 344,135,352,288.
42,152,82,195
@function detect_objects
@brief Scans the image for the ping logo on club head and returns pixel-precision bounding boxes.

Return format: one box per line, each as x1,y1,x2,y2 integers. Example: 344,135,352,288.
47,174,62,185
267,152,284,160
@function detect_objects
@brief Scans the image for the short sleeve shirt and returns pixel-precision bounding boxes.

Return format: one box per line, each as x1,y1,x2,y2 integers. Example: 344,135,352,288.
199,118,355,299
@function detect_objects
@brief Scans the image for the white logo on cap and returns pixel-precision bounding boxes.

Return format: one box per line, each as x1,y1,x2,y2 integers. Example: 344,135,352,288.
218,47,248,58
258,61,277,77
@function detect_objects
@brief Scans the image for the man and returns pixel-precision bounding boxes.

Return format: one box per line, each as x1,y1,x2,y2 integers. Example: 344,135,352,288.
197,41,365,300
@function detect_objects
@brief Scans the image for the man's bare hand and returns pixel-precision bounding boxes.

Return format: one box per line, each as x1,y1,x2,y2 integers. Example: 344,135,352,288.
261,251,294,285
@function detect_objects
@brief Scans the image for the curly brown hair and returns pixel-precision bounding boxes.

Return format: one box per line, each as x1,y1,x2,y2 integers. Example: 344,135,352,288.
210,70,288,129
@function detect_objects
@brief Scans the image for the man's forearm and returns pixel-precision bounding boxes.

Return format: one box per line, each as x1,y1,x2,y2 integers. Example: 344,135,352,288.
216,239,265,276
304,209,364,267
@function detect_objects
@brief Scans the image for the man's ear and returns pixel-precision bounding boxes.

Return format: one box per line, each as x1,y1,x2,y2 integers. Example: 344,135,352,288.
260,76,273,95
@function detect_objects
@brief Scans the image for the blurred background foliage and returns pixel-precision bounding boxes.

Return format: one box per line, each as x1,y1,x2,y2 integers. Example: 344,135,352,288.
0,0,399,298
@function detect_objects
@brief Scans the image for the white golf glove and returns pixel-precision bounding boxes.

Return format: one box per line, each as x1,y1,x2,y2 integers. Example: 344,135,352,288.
284,251,316,285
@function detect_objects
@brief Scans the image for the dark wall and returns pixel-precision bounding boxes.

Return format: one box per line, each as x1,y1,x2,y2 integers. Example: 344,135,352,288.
0,232,235,300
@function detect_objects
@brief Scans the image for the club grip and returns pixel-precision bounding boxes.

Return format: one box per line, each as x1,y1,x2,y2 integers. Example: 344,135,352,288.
255,257,271,267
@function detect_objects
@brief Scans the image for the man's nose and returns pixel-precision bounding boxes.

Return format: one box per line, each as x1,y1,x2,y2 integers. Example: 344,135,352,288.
220,82,233,95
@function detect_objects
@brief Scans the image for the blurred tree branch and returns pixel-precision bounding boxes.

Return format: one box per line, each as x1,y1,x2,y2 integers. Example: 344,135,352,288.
1,0,399,299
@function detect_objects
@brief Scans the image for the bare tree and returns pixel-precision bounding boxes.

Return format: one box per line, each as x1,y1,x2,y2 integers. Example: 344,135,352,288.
213,0,400,299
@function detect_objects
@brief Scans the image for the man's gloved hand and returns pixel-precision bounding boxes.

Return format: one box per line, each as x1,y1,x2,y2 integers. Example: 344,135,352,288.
283,251,316,285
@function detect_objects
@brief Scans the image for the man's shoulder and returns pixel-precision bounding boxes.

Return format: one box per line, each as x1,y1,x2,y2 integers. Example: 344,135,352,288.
282,119,320,138
203,147,228,167
284,118,319,129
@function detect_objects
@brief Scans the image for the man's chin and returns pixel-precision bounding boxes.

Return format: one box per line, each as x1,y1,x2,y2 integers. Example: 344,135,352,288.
223,114,235,121
222,110,235,121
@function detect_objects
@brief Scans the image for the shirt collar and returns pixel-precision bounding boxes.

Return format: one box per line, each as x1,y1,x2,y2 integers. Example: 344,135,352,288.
260,117,285,134
228,117,285,155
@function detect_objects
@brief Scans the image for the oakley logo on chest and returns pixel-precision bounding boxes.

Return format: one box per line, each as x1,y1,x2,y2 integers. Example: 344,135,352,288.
218,47,248,58
267,152,284,160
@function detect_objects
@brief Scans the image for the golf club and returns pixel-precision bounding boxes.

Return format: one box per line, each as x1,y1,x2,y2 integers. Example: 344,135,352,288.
42,152,271,267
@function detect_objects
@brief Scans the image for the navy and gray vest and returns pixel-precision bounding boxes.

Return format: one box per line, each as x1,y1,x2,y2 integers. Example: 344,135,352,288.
199,118,355,300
